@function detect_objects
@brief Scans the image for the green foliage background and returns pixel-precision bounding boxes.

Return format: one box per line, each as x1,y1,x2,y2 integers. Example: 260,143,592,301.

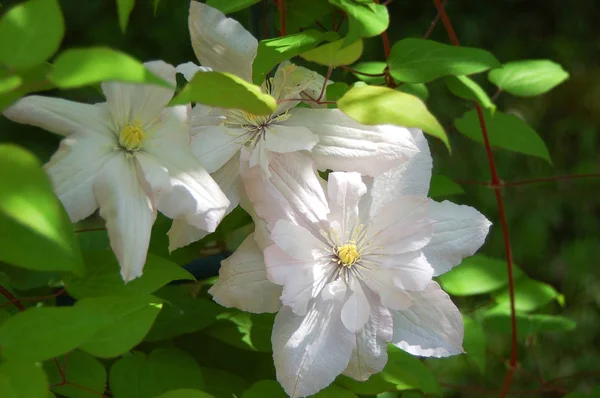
0,0,599,397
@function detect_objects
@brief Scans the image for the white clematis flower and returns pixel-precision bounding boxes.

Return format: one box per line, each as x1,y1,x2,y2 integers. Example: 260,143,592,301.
3,61,230,281
167,1,420,250
211,131,491,397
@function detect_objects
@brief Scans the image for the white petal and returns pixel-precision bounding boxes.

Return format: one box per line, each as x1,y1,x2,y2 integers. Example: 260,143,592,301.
369,196,433,254
102,60,176,128
3,96,112,138
175,61,212,81
341,279,371,333
368,129,432,215
241,151,329,235
344,293,393,381
209,233,282,313
94,155,156,281
191,125,243,173
45,133,117,222
326,172,366,238
270,220,328,261
143,107,230,233
248,141,272,177
188,1,257,82
264,244,334,316
264,124,318,154
272,297,355,398
392,281,464,357
285,108,419,176
190,103,227,129
167,156,242,251
425,200,492,276
366,251,434,293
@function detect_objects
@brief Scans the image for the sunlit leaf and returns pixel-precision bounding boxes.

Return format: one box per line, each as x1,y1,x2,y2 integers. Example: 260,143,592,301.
349,61,386,85
116,0,135,33
454,109,551,163
203,310,274,352
438,255,524,296
329,0,388,45
45,350,107,398
0,0,64,69
170,71,277,115
445,75,495,110
48,47,173,89
428,175,464,198
484,308,576,337
494,277,560,312
388,38,500,83
0,359,48,398
382,345,440,393
300,38,363,67
337,85,448,148
0,144,83,274
488,59,569,97
206,0,260,14
253,30,337,84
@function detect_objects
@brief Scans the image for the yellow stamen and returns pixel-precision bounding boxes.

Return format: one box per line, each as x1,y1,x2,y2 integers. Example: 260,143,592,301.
336,243,361,267
119,122,144,152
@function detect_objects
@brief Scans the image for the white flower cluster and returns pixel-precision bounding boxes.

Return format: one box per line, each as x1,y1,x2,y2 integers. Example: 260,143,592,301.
3,2,491,396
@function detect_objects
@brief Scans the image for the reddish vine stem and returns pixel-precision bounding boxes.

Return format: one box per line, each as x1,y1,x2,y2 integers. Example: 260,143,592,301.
277,0,286,36
0,288,65,309
0,286,25,310
432,2,518,395
423,0,446,39
374,0,391,59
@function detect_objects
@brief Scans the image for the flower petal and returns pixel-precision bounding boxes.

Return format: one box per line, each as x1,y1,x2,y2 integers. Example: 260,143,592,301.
191,125,243,174
326,172,366,238
425,200,492,276
285,108,419,176
264,124,319,154
368,129,432,215
94,155,156,281
344,293,393,381
209,233,282,313
392,281,464,357
175,61,212,81
188,1,257,82
366,251,434,293
102,60,176,128
270,219,328,261
241,151,329,235
3,96,112,138
272,295,355,398
45,133,117,222
341,279,371,333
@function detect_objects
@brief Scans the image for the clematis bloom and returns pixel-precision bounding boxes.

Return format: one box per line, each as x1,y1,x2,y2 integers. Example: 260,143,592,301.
167,1,420,250
3,61,230,281
210,132,491,397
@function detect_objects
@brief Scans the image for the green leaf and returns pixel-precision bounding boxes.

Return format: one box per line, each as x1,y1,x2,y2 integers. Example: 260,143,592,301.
243,380,287,398
253,30,337,84
300,38,363,67
0,310,10,328
337,375,394,396
66,251,194,299
204,311,274,352
206,0,260,14
156,390,214,398
0,0,64,69
314,384,358,398
0,359,48,398
0,72,22,94
388,38,500,83
48,47,173,89
381,346,440,394
170,71,277,115
145,285,222,342
488,59,569,97
463,315,486,374
494,277,559,312
0,263,61,291
277,0,334,33
337,85,448,148
0,63,54,112
0,306,109,362
438,255,524,296
116,0,135,33
325,82,349,102
484,308,576,337
349,61,386,85
454,109,551,163
0,144,83,274
109,349,205,398
199,367,249,398
75,294,162,358
396,83,429,101
45,350,107,398
329,0,388,45
428,175,464,198
445,75,495,111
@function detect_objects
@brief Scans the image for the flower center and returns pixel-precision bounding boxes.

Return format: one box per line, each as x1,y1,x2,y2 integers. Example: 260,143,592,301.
119,122,144,152
335,242,361,267
223,109,290,148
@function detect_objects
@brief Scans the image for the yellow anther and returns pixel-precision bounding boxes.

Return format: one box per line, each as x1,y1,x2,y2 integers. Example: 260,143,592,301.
119,122,144,152
336,243,361,267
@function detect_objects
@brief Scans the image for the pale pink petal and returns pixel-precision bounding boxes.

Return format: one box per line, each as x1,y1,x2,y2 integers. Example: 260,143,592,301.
326,172,366,238
190,125,243,174
341,279,371,333
209,233,282,313
264,124,318,154
270,220,328,261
